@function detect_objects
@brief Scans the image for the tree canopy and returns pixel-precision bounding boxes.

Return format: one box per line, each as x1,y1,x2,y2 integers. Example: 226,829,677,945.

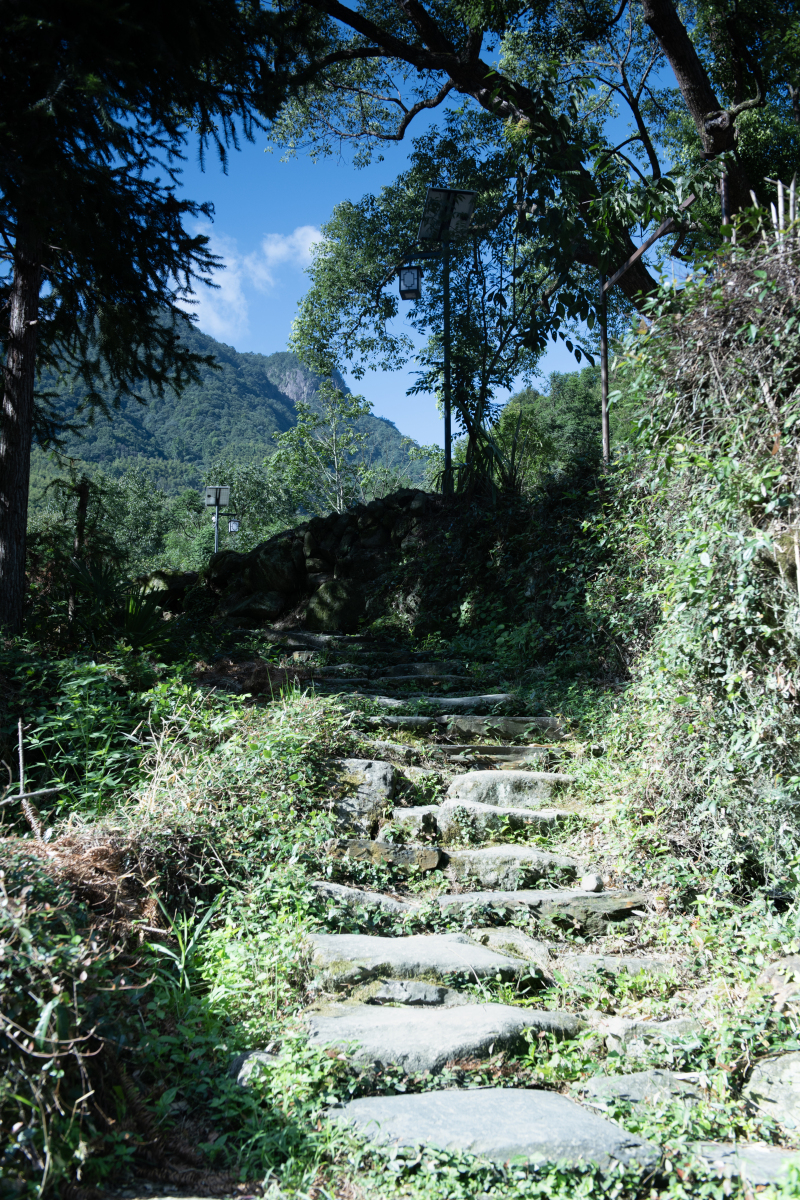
270,0,800,294
0,0,304,630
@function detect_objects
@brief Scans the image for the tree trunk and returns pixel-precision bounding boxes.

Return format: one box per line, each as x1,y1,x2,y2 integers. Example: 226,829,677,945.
0,226,42,635
641,0,752,212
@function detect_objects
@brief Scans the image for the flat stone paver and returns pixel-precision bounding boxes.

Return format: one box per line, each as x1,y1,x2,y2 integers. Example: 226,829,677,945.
330,838,442,871
471,927,552,969
579,1069,703,1107
308,1004,581,1073
693,1141,800,1185
437,798,569,840
331,1087,658,1171
435,888,648,934
446,770,575,808
440,716,565,738
366,979,471,1007
558,953,673,980
444,845,580,889
744,1050,800,1129
591,1016,700,1057
309,881,414,914
308,931,528,987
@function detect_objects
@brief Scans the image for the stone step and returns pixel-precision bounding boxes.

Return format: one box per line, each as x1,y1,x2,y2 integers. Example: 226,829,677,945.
578,1069,702,1109
470,927,552,971
329,838,442,871
381,661,467,677
371,674,472,685
364,714,567,738
443,744,557,755
330,1088,658,1173
441,715,567,738
435,888,648,936
381,799,570,842
343,692,519,714
557,953,673,980
310,881,413,914
330,758,397,834
692,1142,800,1187
306,1002,580,1074
308,931,532,988
446,769,575,808
367,979,471,1007
444,845,581,890
588,1015,700,1057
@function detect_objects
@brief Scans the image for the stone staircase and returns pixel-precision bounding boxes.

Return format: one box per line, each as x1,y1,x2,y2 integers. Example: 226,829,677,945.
239,632,800,1188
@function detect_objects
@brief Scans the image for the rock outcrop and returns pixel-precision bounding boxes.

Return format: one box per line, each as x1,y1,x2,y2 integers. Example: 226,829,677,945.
206,489,433,629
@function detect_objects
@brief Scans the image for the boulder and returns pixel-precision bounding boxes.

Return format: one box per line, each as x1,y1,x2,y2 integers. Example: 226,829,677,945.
307,931,529,988
307,1003,581,1074
332,759,396,833
137,568,199,613
229,1049,277,1086
207,548,247,592
446,770,575,808
331,1088,658,1172
744,1050,800,1129
444,845,580,890
245,537,305,595
220,589,286,621
307,580,366,633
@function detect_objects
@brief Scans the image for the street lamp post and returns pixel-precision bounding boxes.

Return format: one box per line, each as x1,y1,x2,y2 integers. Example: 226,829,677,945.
204,485,231,554
398,186,476,495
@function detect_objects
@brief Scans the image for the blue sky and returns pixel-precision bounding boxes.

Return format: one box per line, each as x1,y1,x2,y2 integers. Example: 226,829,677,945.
176,131,578,447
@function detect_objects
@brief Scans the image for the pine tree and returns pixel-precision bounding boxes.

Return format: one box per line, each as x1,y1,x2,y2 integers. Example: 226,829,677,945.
0,0,294,632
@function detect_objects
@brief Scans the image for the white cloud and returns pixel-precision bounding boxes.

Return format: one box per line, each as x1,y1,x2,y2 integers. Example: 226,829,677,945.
244,225,321,291
183,223,321,343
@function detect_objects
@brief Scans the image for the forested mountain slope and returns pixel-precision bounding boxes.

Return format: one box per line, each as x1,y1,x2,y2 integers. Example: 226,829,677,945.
33,324,421,494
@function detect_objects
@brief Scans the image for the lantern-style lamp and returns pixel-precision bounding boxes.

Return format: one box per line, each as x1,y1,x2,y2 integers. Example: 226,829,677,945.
399,265,422,300
228,517,240,534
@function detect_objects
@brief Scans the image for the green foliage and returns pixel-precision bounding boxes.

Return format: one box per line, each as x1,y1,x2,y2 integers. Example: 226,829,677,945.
291,108,629,472
272,383,391,513
33,335,423,496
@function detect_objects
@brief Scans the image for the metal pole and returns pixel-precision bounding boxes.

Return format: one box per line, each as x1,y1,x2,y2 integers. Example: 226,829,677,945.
599,273,610,468
442,230,452,495
214,502,220,554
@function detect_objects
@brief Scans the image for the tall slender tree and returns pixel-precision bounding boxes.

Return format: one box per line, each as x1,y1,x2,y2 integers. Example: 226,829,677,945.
0,0,302,632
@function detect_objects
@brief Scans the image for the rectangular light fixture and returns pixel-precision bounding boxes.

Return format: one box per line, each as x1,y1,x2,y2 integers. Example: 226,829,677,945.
418,186,477,242
399,264,422,300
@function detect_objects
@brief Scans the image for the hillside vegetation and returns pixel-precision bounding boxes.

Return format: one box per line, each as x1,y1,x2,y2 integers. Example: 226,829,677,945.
31,327,422,498
3,230,800,1200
